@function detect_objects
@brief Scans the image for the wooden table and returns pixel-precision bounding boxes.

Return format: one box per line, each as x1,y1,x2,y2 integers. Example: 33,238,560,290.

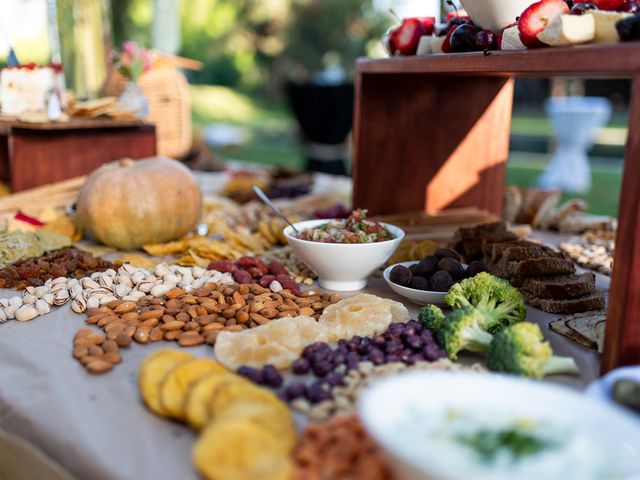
351,43,640,373
0,118,157,191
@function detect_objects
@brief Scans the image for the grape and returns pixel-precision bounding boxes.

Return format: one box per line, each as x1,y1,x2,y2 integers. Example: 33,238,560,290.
346,353,360,370
312,361,333,377
284,382,307,400
262,364,283,388
292,358,311,375
326,372,345,387
237,366,263,384
258,275,276,288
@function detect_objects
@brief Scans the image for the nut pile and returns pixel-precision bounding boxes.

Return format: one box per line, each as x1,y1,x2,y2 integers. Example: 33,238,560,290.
294,359,487,421
207,256,304,295
259,246,316,284
293,413,395,480
79,283,334,374
0,248,114,289
0,263,233,324
560,234,614,276
72,328,121,374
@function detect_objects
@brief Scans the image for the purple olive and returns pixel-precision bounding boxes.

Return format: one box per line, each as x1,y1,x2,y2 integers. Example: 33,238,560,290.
357,342,372,356
292,358,311,375
386,354,400,363
373,335,386,347
237,366,263,384
407,320,422,331
384,338,403,354
262,364,283,388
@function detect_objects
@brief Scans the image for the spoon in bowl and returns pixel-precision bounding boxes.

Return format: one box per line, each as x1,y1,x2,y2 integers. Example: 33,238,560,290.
252,185,300,234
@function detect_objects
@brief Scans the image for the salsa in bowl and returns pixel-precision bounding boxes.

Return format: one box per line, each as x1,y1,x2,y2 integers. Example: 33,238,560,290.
284,213,404,291
295,209,396,244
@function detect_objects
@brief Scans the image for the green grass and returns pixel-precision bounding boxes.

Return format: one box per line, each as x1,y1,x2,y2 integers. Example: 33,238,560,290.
506,153,621,217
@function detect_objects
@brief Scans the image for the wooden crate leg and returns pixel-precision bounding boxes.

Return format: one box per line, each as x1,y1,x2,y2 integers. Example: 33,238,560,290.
602,76,640,373
352,73,513,216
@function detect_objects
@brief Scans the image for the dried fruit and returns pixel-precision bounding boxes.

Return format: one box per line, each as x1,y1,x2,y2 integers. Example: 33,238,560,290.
138,349,193,415
318,294,410,341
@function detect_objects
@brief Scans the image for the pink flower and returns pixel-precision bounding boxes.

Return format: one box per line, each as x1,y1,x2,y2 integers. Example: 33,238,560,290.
122,41,138,55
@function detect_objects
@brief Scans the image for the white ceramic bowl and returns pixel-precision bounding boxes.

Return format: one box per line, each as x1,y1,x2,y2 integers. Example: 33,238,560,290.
284,219,404,291
459,0,535,32
383,261,448,305
359,371,640,480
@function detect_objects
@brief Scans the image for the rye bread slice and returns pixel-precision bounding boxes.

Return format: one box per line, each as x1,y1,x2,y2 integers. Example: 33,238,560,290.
458,222,509,241
521,273,596,299
506,257,576,278
528,292,605,314
549,319,595,349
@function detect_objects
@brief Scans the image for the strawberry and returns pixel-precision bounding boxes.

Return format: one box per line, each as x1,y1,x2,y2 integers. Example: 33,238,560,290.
518,0,570,48
441,24,461,53
390,18,427,55
574,0,626,9
417,16,437,35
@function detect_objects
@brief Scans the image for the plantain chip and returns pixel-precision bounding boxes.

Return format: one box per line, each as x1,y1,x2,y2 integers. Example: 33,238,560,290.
138,349,193,416
192,419,293,480
184,373,245,430
159,357,227,420
220,399,296,452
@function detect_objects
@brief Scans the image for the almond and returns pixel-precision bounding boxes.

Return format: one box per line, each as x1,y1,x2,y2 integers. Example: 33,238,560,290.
177,331,205,347
86,359,113,374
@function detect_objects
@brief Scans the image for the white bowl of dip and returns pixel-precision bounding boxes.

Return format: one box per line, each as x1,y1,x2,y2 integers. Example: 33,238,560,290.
284,219,404,292
359,371,640,480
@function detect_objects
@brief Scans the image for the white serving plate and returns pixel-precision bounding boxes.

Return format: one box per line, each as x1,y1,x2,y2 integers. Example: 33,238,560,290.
383,261,450,305
359,371,640,480
284,219,404,292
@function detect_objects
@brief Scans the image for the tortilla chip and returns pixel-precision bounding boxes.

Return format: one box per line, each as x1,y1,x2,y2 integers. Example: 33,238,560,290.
549,318,595,349
596,321,606,354
120,253,157,269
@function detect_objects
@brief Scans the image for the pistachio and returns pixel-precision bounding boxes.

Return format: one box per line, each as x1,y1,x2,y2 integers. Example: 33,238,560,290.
81,278,100,289
69,284,83,299
8,296,23,308
86,296,100,309
22,294,37,305
130,271,146,285
15,305,39,322
51,276,68,285
4,305,16,320
150,284,172,297
53,289,70,306
0,298,8,308
163,273,180,286
137,281,153,293
71,298,87,314
42,293,55,306
66,278,80,289
114,284,131,298
25,286,36,295
98,275,114,288
154,264,171,277
35,299,50,315
0,309,6,323
99,295,118,306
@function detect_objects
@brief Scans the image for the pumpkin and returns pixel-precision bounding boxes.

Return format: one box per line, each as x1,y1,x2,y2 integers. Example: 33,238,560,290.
76,157,202,250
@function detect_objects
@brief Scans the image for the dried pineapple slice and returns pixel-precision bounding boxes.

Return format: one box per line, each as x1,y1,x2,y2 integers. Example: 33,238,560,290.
185,373,246,430
214,316,325,370
319,294,410,341
193,419,293,480
138,349,193,416
159,358,227,420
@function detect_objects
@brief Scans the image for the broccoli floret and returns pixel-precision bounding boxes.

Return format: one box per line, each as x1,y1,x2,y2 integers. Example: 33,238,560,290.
487,322,579,379
443,272,526,333
418,304,446,330
437,307,493,360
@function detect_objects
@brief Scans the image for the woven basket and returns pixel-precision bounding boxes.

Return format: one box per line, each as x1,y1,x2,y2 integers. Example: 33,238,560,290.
105,68,192,159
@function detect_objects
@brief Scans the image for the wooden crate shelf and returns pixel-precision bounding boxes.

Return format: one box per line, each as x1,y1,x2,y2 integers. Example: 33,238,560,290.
351,43,640,374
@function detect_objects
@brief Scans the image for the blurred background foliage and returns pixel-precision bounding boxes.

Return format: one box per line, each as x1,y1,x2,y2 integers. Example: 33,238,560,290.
110,0,390,94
